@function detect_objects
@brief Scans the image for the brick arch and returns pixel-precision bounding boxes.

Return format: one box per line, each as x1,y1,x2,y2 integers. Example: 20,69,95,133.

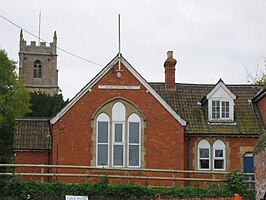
91,96,146,122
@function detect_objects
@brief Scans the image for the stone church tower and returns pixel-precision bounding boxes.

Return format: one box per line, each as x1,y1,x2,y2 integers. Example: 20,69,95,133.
19,30,59,95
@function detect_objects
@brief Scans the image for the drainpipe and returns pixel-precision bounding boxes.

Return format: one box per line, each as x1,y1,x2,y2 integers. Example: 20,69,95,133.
187,136,191,186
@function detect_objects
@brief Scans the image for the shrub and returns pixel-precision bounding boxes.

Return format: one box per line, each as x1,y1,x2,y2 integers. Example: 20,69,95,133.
223,169,254,199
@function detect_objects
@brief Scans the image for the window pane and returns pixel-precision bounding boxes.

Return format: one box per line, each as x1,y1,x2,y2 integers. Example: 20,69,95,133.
200,149,209,158
129,145,139,166
215,150,223,158
200,160,209,169
129,122,139,143
115,124,123,142
114,145,123,166
221,101,230,118
97,144,108,166
214,160,224,169
38,65,42,78
98,122,108,143
212,101,220,119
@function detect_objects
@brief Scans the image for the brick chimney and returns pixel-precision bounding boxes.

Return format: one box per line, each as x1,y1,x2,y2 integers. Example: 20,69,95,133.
164,51,177,90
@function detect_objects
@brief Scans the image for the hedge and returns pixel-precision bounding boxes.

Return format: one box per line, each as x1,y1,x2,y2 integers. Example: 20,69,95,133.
0,181,250,200
0,170,256,200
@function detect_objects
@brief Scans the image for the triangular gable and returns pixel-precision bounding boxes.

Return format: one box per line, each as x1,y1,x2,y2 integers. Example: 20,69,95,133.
51,54,186,126
206,79,236,100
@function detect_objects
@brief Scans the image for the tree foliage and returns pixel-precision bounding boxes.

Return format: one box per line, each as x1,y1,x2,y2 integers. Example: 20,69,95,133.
26,92,68,118
0,50,31,163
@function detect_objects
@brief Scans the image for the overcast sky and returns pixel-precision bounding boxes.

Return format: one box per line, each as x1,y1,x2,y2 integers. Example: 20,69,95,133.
1,0,266,99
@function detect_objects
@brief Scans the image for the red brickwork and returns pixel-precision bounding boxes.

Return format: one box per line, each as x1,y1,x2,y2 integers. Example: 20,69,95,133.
184,137,257,186
186,137,257,171
15,151,50,182
164,51,176,90
254,148,266,200
52,62,184,184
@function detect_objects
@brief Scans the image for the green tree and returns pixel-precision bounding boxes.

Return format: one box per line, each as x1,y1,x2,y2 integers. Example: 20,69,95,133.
0,50,31,163
26,92,68,117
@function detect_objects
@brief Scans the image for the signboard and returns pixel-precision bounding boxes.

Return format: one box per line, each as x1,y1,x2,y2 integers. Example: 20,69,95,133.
65,195,88,200
98,85,140,90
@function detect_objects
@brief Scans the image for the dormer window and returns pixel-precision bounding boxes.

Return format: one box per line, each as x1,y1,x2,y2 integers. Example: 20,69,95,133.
206,79,236,122
211,100,230,119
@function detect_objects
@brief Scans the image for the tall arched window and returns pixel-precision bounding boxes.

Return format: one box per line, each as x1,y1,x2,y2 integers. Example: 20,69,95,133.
128,114,141,167
112,102,125,167
96,113,109,166
95,101,143,168
198,139,210,170
33,60,42,78
213,140,226,170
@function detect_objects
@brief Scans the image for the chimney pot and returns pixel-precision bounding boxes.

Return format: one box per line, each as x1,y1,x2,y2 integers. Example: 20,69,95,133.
167,51,173,59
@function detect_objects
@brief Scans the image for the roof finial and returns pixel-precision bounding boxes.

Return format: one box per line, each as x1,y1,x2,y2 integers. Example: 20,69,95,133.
20,29,23,41
118,13,121,56
116,14,123,78
53,31,57,39
38,10,41,45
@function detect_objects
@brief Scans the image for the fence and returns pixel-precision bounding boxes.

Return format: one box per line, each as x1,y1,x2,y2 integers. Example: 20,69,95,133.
0,164,255,188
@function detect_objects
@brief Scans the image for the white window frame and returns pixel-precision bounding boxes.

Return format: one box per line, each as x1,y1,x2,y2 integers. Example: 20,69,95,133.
128,113,141,168
209,98,234,121
112,121,125,167
96,113,110,167
112,102,126,167
96,102,142,168
198,139,211,170
213,140,226,171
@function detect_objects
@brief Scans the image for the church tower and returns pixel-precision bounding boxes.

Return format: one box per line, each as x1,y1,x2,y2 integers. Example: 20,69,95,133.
19,30,59,95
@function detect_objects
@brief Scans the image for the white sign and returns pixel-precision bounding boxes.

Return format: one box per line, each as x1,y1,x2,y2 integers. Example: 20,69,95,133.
98,85,140,90
65,195,88,200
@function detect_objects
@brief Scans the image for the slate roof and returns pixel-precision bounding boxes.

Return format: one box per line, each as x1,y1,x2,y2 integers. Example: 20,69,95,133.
150,83,265,135
14,118,51,150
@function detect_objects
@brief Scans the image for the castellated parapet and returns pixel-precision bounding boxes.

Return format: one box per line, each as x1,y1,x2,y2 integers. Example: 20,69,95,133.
19,30,59,96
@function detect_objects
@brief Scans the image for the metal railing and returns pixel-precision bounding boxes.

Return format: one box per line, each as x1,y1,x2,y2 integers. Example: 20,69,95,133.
0,164,255,187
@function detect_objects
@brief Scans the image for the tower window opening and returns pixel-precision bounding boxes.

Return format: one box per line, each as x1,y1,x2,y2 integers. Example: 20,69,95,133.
33,60,42,78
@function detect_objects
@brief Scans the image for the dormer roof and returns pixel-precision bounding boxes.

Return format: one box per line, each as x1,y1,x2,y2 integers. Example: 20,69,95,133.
206,79,236,100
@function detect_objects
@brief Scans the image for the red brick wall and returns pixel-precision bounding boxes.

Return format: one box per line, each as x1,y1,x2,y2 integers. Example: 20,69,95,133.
257,95,266,127
187,137,257,171
15,151,50,182
52,62,184,184
184,136,257,186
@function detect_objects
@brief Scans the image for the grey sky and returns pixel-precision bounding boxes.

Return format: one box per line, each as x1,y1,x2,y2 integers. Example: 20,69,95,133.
1,0,266,99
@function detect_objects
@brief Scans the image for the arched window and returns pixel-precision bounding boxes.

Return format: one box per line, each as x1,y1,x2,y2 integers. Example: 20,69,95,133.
95,101,143,168
33,60,42,78
128,114,141,167
198,139,210,170
213,140,226,170
96,113,109,166
112,102,125,167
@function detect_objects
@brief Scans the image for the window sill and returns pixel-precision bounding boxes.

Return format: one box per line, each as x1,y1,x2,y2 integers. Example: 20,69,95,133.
208,121,236,126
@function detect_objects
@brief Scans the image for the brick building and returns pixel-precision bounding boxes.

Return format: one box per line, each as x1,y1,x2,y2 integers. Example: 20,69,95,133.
14,51,266,186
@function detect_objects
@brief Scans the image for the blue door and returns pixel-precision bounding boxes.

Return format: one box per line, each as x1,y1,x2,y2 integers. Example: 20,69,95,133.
243,154,255,189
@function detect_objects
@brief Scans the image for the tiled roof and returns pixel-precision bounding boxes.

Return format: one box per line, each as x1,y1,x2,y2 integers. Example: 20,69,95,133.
150,83,265,135
14,118,51,150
